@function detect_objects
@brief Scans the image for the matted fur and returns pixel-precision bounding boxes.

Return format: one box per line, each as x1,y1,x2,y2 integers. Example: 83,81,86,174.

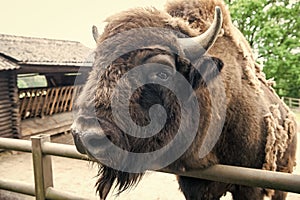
263,104,297,197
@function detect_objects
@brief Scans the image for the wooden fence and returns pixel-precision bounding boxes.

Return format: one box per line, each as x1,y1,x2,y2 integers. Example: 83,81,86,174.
19,85,82,120
0,135,88,200
0,135,300,200
282,97,300,110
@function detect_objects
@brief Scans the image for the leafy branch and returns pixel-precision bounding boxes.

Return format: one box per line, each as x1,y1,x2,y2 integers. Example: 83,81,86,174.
225,0,300,98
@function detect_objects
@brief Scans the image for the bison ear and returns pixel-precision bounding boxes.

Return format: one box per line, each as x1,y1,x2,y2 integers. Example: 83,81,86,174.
177,56,223,89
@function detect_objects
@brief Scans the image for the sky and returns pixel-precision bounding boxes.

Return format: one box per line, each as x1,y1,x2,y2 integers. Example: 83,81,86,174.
0,0,167,48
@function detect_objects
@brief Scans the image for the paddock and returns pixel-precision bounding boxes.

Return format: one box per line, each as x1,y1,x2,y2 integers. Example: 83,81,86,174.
0,132,299,200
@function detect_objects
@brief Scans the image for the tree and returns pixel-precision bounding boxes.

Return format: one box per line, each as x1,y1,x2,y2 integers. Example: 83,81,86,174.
225,0,300,98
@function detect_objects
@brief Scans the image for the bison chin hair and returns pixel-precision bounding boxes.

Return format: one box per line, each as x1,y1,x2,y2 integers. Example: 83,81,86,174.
96,165,144,200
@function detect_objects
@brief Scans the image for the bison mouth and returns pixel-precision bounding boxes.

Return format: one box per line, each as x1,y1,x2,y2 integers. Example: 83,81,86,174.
73,134,143,200
71,116,130,165
72,130,111,156
71,117,144,199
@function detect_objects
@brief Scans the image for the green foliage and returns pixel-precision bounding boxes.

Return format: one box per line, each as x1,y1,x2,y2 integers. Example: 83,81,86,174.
17,74,47,89
225,0,300,98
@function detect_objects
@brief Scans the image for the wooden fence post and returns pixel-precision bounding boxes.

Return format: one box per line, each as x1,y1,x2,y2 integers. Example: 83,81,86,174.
31,135,54,200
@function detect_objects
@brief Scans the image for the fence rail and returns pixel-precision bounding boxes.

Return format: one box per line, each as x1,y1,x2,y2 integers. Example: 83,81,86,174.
282,97,300,109
0,136,300,200
0,135,88,200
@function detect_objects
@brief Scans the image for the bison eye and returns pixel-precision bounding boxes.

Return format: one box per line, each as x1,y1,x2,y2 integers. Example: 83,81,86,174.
156,72,169,80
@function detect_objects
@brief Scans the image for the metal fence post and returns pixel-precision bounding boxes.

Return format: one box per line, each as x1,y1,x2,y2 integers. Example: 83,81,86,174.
31,134,54,200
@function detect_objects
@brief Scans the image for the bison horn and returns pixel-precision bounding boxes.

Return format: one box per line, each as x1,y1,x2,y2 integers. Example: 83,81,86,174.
92,25,100,42
178,6,223,59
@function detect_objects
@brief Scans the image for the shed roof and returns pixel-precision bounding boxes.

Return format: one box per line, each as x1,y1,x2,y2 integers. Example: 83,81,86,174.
0,34,93,67
0,55,20,71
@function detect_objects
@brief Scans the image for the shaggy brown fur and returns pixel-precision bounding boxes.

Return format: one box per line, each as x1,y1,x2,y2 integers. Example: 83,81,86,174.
72,0,297,199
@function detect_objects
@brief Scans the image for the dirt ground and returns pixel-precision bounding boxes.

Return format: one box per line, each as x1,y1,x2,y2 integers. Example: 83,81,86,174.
0,125,300,200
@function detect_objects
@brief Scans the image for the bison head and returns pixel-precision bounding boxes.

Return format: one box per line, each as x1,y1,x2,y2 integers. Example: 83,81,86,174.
71,7,226,199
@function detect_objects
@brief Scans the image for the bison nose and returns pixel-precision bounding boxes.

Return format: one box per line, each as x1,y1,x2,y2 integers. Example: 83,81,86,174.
72,130,111,157
71,116,114,157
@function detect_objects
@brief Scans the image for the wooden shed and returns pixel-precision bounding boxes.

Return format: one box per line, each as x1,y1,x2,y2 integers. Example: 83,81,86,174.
0,34,93,138
0,56,20,138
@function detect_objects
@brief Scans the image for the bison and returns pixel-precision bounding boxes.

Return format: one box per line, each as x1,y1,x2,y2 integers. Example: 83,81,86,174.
71,0,297,199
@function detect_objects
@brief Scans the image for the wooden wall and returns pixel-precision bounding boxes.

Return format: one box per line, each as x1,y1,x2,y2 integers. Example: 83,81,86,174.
0,71,20,138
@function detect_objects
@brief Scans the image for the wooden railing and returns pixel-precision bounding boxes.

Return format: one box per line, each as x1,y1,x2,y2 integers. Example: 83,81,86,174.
0,135,300,199
19,85,83,120
282,97,300,110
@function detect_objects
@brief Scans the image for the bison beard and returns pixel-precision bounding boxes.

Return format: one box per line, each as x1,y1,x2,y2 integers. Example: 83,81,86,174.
95,166,143,199
71,0,297,199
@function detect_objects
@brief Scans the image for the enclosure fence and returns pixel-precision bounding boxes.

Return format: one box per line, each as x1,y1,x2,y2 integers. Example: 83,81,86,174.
0,135,300,200
282,97,300,110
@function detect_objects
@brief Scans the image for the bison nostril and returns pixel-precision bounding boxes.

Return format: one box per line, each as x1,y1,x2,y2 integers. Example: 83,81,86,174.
71,131,76,139
71,128,79,137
